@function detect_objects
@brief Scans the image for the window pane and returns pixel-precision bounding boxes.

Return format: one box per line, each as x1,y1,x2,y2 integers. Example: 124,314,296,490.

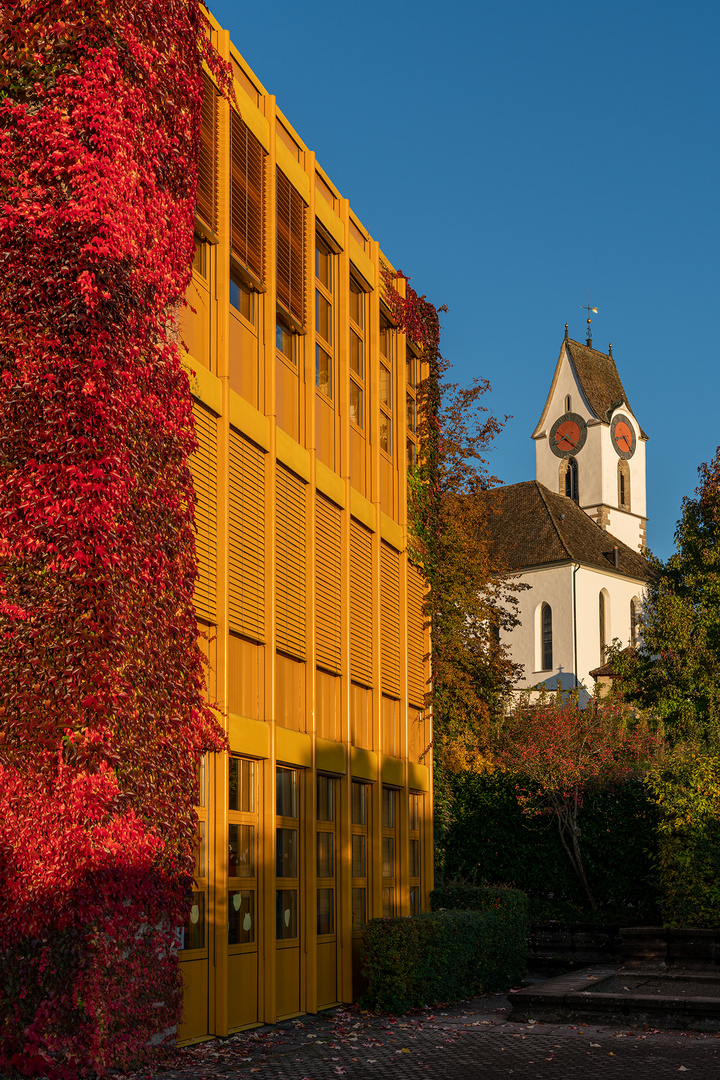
351,833,366,878
276,828,298,878
194,821,205,880
352,887,366,931
276,320,294,363
316,290,332,345
349,380,363,428
410,838,420,879
317,832,334,877
276,768,297,818
317,888,334,935
410,886,420,916
182,891,205,951
542,604,553,671
379,413,391,455
349,279,363,328
229,757,256,813
382,787,395,829
382,836,394,878
229,824,255,878
350,330,363,378
380,363,391,407
380,323,393,361
316,344,332,398
193,237,207,278
409,793,421,832
276,889,298,939
407,438,416,469
229,890,254,944
316,242,332,290
351,781,366,826
406,347,415,388
406,393,416,433
382,886,394,919
317,775,334,822
230,273,254,322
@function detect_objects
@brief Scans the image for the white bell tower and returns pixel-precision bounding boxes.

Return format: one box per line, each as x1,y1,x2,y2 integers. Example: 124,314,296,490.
532,325,648,552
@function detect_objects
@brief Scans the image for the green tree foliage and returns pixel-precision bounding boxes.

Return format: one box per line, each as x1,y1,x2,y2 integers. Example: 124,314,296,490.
612,448,720,746
495,696,662,910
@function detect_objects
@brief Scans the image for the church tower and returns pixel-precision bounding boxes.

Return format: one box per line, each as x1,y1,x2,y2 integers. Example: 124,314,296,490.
532,326,648,552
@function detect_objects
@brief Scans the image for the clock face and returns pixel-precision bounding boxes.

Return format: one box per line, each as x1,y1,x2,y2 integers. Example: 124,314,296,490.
611,413,636,458
549,412,588,458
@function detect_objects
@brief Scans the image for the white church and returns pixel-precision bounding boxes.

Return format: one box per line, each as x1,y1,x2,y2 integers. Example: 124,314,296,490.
487,326,652,701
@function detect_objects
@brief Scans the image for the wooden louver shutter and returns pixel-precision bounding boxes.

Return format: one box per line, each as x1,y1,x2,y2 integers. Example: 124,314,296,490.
190,403,218,622
315,494,342,673
230,112,265,283
380,542,400,696
275,464,306,657
276,167,306,326
197,73,217,231
228,430,265,640
407,563,426,706
349,520,373,685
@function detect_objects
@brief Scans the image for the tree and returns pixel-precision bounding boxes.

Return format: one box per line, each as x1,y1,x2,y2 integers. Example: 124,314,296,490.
0,1,228,1072
495,695,662,910
611,448,720,747
381,270,522,845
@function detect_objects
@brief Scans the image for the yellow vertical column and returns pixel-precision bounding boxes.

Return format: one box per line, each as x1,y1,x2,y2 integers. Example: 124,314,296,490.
211,28,232,1039
261,96,279,1026
305,151,318,1015
337,199,354,1001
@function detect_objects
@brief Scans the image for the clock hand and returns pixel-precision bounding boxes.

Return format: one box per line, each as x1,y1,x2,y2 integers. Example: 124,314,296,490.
557,432,579,449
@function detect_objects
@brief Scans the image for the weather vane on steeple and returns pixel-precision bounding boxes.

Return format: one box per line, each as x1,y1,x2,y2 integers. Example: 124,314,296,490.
581,292,598,346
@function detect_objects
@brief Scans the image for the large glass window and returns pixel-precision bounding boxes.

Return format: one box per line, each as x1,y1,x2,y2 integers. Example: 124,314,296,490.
406,345,419,469
351,780,370,931
382,786,397,917
379,316,394,458
316,775,336,936
315,235,334,399
228,756,258,949
276,767,299,941
541,603,553,671
349,277,365,429
409,792,422,915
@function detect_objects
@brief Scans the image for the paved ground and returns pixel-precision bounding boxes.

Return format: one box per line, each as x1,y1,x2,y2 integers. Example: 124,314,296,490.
117,989,720,1080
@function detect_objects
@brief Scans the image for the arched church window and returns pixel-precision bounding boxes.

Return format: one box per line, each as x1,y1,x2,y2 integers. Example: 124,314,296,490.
599,591,607,663
565,394,572,413
541,603,553,671
618,460,630,510
565,457,578,503
630,597,638,647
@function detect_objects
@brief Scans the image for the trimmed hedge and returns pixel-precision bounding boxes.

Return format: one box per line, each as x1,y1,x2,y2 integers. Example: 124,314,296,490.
431,883,529,987
360,894,528,1013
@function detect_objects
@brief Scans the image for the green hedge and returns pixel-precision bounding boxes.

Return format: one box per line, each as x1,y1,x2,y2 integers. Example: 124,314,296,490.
430,883,529,986
443,770,660,917
360,898,527,1013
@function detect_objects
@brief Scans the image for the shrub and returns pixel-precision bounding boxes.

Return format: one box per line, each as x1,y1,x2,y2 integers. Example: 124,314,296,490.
361,900,527,1013
430,884,529,987
645,749,720,928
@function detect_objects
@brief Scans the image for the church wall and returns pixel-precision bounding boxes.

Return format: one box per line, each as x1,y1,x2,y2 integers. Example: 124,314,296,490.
502,564,576,692
575,566,646,688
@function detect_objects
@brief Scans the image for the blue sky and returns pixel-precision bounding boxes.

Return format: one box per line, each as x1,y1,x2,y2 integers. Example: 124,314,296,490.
208,0,720,561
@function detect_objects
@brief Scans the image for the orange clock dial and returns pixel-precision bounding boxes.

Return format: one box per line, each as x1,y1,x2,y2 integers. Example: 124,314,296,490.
611,414,636,458
549,412,587,458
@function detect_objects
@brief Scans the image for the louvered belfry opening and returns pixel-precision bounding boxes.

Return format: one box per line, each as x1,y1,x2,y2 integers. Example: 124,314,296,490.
230,112,265,283
276,167,306,327
197,73,218,232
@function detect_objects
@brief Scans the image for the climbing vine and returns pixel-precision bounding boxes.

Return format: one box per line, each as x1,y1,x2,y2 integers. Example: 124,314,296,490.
0,1,228,1073
381,268,521,858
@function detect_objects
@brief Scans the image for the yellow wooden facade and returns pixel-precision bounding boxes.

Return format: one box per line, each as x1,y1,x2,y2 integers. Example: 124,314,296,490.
178,11,432,1041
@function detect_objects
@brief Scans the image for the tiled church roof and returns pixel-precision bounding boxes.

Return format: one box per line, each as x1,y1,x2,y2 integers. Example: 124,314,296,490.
484,480,652,580
566,339,648,439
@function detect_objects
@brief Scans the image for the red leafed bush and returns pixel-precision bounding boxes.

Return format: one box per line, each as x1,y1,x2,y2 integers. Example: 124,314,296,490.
0,0,227,1073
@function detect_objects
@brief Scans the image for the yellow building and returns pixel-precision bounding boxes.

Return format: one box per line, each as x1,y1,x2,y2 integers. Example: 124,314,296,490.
178,11,432,1041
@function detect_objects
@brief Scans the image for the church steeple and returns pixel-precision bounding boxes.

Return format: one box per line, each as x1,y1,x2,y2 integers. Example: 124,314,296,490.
532,333,648,553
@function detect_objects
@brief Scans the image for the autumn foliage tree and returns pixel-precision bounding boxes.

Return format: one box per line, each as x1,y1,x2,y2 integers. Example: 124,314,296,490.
0,1,226,1073
496,696,662,910
381,270,521,839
